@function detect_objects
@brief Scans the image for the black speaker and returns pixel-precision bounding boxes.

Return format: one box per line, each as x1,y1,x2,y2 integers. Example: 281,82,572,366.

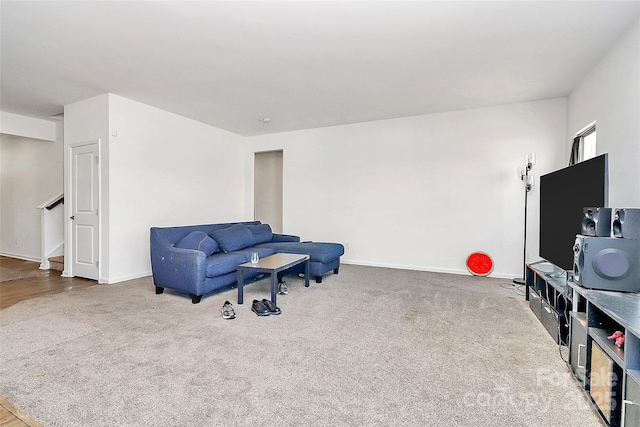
613,208,640,239
581,207,612,237
573,235,640,292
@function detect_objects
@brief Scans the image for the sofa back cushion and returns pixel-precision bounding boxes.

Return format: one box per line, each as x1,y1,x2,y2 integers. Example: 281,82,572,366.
152,222,262,246
210,224,257,253
247,224,273,245
175,231,219,256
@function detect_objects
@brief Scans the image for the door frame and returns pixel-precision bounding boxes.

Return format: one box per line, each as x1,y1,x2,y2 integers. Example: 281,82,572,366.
65,139,102,281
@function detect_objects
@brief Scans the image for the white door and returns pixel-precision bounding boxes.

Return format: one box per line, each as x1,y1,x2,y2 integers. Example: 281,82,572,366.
70,142,99,280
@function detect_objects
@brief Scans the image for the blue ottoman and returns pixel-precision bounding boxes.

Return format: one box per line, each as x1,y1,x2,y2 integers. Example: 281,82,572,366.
255,241,345,283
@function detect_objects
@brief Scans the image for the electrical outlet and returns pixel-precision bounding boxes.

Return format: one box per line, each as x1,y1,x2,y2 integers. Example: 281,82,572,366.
345,243,350,250
15,237,18,244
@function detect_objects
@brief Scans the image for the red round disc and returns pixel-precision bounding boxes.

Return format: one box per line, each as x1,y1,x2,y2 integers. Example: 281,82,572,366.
466,252,494,276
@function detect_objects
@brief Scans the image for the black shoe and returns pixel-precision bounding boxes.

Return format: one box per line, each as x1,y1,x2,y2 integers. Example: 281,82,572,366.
261,299,281,315
251,299,270,316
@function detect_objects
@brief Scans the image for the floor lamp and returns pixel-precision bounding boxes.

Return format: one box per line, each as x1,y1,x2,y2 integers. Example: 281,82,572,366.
513,153,535,285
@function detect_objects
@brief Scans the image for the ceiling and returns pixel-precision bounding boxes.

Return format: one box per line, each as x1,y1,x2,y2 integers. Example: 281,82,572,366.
2,1,640,137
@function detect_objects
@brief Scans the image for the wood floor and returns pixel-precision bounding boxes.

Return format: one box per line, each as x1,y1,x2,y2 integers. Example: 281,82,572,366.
1,256,98,426
0,256,97,310
0,397,42,427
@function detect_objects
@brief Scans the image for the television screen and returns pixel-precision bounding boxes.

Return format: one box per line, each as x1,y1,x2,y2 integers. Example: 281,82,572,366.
539,154,609,271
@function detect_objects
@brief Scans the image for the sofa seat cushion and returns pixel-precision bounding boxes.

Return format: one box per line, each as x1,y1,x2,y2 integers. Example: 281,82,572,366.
205,252,249,277
210,224,257,253
255,242,344,264
175,231,219,256
235,247,276,260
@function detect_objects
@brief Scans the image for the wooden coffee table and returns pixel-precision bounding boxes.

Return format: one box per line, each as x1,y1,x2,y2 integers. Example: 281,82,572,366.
237,253,310,305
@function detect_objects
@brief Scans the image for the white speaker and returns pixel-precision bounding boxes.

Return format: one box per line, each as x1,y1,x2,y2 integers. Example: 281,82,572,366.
573,235,640,292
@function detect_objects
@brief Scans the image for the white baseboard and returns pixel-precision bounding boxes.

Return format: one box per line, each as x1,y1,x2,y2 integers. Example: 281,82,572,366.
340,260,515,279
0,251,40,263
57,271,151,284
102,271,152,284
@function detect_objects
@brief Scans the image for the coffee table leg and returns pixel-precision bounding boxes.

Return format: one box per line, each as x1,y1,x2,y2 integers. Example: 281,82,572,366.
271,272,277,305
304,259,310,287
237,269,244,304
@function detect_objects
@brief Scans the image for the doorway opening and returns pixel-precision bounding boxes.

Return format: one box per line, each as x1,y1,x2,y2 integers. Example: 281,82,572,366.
254,150,283,233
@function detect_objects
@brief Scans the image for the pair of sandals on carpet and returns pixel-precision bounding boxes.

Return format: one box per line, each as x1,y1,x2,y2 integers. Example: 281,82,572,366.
221,281,288,319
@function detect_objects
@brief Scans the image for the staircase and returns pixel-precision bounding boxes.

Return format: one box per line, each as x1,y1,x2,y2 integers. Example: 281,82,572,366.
37,193,64,271
48,256,64,272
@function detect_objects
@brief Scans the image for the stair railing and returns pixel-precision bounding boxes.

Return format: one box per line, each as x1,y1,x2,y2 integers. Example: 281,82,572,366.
37,194,65,270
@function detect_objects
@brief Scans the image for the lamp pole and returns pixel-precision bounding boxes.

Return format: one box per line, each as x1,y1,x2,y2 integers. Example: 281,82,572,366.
514,154,535,285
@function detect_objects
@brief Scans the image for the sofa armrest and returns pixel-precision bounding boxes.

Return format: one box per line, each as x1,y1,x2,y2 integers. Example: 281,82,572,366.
150,228,207,295
271,233,300,243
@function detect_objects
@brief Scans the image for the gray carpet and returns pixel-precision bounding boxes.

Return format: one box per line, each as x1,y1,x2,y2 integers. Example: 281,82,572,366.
0,265,601,427
0,266,36,282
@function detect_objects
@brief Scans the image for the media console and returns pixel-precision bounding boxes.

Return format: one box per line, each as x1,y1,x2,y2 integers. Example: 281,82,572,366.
526,261,640,427
526,262,571,345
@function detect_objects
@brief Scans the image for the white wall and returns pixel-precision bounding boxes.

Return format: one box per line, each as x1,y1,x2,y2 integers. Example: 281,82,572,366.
65,94,246,284
568,17,640,207
106,94,245,283
246,99,567,278
0,118,64,261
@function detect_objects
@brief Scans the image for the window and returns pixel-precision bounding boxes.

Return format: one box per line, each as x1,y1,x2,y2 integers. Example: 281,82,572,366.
581,127,596,161
569,123,596,166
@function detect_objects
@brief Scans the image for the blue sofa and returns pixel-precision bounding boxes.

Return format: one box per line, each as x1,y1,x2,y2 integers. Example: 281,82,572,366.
150,222,344,303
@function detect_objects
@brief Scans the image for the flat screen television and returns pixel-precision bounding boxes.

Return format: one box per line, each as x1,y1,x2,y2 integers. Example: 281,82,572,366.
539,154,609,271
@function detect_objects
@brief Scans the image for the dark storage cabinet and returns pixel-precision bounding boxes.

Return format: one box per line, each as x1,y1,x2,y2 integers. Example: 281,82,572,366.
589,340,623,426
572,285,640,427
526,262,640,427
526,261,570,344
529,287,541,321
541,299,560,343
570,312,588,384
623,372,640,427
